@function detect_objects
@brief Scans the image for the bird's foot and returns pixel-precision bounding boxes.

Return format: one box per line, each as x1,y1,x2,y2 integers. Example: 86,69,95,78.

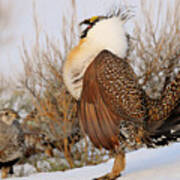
93,173,121,180
93,152,125,180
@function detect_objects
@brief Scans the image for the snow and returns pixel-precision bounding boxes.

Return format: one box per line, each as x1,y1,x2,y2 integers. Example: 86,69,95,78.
7,143,180,180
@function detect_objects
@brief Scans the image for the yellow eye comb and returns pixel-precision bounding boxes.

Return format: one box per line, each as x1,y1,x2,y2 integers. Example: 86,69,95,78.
89,16,99,23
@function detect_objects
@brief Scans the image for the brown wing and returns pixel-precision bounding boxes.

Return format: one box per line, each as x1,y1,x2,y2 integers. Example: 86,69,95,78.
79,50,147,150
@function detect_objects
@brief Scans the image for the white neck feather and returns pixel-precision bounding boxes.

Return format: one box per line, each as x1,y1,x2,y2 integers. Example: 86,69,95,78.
88,17,128,57
63,17,128,100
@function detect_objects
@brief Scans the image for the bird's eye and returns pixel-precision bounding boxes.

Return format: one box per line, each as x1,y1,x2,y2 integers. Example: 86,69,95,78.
88,25,92,29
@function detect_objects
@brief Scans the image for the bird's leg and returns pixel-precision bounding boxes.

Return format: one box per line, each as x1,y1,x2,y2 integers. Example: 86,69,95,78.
1,166,10,179
93,152,125,180
110,152,125,179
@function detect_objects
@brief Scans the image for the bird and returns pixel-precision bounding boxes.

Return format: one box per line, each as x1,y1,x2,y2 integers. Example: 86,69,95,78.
0,108,24,179
63,10,180,180
0,108,53,178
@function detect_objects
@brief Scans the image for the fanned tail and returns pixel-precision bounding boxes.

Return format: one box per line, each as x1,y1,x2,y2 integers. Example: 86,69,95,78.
146,64,180,127
145,55,180,146
147,102,180,147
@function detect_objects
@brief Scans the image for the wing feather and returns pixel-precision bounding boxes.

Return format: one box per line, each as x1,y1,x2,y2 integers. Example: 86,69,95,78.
79,50,146,150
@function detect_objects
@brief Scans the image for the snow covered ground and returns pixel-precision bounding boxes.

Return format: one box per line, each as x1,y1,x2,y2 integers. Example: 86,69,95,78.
7,143,180,180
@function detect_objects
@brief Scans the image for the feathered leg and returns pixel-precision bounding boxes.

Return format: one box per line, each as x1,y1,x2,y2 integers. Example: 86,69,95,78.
93,152,125,180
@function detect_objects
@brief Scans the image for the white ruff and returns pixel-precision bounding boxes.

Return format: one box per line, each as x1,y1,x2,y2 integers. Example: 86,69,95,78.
87,17,128,58
63,17,128,100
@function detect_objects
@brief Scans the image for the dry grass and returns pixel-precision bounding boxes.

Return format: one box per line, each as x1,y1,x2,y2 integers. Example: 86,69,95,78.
17,0,80,168
128,0,180,98
16,0,109,169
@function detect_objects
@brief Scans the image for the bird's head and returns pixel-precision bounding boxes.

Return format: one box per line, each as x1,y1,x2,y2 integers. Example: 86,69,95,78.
79,16,106,39
79,9,132,58
0,108,20,125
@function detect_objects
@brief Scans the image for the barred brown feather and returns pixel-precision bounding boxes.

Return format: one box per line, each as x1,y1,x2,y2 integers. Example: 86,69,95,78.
79,50,180,151
79,50,146,150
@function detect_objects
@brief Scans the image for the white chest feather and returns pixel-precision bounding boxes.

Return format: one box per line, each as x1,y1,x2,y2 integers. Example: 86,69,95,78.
63,17,128,100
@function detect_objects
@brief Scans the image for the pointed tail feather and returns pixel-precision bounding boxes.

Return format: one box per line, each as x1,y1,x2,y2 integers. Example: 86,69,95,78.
146,67,180,132
147,102,180,147
144,52,180,146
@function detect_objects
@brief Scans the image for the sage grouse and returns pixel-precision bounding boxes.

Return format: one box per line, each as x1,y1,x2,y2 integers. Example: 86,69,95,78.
63,12,180,180
0,109,24,178
0,109,51,178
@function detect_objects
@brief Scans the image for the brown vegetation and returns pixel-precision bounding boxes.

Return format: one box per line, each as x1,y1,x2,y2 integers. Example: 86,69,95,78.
128,0,180,98
16,0,109,169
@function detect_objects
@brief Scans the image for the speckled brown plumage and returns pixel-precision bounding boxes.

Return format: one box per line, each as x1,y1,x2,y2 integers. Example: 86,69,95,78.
0,109,24,178
146,75,180,131
0,109,24,163
79,50,180,153
0,109,56,178
79,50,146,151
